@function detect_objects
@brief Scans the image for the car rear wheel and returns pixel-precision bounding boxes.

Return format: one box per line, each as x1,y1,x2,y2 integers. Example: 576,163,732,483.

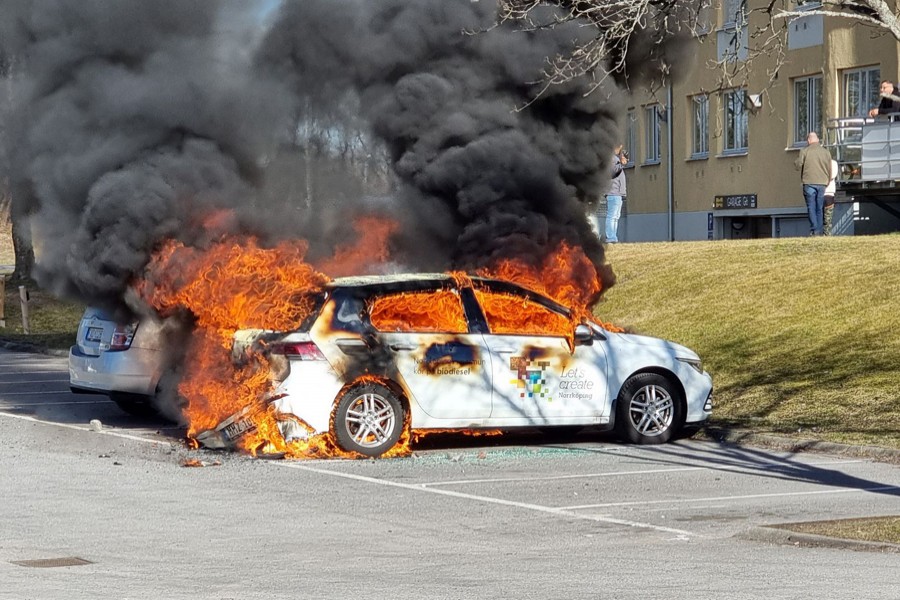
615,373,684,444
109,392,161,419
332,383,405,457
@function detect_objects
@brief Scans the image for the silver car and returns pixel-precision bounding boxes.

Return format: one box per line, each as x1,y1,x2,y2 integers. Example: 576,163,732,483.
68,307,169,417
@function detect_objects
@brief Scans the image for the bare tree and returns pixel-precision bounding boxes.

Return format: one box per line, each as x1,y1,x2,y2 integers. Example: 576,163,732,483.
0,53,34,281
497,0,900,95
496,0,711,94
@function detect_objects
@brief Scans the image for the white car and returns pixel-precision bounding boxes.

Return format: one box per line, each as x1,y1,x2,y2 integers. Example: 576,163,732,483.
198,274,713,457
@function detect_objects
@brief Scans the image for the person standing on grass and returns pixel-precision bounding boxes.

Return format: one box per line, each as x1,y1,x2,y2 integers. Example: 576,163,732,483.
794,131,832,236
823,158,838,236
605,144,628,243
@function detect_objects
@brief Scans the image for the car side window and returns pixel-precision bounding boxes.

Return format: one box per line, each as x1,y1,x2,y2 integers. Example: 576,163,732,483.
474,290,572,337
368,290,468,334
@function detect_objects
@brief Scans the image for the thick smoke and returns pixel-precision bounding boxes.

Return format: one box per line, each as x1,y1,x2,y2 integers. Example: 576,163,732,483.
0,0,670,316
257,0,620,281
0,0,294,315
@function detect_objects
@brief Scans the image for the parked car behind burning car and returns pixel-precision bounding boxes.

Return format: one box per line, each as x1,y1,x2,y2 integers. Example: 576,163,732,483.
68,306,184,420
197,273,713,457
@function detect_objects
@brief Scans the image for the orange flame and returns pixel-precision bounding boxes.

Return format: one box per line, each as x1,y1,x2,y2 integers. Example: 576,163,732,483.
315,216,398,277
478,240,602,318
138,219,620,459
473,289,572,337
369,290,467,333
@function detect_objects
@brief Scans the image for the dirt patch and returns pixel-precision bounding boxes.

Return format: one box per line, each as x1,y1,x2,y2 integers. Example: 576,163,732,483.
774,516,900,544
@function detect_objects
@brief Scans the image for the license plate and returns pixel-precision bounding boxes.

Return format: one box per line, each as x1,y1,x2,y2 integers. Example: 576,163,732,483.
222,417,255,442
85,327,103,342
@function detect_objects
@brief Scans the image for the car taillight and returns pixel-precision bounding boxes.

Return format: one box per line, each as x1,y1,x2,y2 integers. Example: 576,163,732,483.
270,342,326,361
109,323,137,351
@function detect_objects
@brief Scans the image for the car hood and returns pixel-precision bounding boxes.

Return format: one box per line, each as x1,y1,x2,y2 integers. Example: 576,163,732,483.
604,330,700,360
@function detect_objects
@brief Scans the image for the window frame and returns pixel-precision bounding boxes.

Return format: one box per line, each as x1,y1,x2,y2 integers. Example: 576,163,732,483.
722,88,748,154
644,104,661,164
842,66,881,119
691,94,710,158
723,0,747,27
793,75,823,145
624,109,637,169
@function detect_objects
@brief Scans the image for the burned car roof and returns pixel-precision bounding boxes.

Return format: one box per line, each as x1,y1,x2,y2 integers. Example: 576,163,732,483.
328,273,451,288
324,273,572,317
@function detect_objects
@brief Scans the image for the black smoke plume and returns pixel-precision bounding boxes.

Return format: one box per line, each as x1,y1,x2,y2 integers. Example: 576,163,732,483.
257,0,621,283
1,0,639,315
0,0,294,316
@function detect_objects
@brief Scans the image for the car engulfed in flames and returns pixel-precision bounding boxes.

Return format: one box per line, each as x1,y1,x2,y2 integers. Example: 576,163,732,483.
124,219,710,459
189,273,713,458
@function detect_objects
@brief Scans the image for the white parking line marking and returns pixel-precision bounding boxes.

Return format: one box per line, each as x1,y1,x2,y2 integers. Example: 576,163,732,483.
0,379,70,384
560,485,900,511
420,460,866,488
0,410,167,445
0,400,112,406
278,462,695,538
0,391,73,396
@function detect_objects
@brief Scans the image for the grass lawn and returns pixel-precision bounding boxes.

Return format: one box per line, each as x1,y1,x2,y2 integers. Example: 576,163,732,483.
774,516,900,545
598,235,900,450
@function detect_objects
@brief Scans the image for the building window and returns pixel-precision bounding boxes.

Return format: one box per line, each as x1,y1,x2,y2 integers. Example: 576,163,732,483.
644,105,661,163
723,89,748,153
691,94,709,157
624,109,636,166
794,75,823,144
843,67,880,118
723,0,746,26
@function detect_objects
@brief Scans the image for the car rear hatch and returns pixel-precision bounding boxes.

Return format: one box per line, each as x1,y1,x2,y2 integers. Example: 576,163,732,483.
75,308,137,357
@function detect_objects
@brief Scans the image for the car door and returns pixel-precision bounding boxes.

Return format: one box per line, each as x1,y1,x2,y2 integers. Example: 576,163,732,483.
474,288,608,420
369,288,493,419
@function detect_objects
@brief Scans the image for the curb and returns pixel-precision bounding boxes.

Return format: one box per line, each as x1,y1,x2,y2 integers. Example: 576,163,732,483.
0,339,68,358
699,426,900,465
737,525,900,553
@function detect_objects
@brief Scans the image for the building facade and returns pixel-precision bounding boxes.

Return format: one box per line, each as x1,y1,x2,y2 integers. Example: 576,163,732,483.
616,0,900,241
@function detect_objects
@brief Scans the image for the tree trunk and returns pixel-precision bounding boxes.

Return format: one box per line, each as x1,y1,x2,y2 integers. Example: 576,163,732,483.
11,212,33,281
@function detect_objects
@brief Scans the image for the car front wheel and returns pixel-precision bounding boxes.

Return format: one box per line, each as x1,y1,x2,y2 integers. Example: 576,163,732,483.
332,383,405,457
615,373,684,444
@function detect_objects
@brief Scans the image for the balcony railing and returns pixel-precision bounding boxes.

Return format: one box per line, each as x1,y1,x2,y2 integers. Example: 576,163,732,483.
826,115,900,186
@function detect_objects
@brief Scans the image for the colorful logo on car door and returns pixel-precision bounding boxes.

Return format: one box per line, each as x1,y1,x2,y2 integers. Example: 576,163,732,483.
510,357,552,401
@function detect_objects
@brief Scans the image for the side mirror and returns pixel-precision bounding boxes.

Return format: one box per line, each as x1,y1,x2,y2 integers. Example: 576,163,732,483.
574,324,593,346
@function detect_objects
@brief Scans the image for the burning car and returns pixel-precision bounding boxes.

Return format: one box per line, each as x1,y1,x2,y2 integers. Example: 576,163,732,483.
196,273,713,457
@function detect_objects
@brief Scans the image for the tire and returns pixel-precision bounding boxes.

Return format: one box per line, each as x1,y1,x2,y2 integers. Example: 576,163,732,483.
538,426,584,439
109,392,161,419
614,373,684,444
332,383,405,457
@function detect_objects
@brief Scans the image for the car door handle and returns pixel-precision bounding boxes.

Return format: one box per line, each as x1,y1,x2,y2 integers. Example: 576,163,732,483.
389,344,416,351
491,347,517,353
336,339,369,356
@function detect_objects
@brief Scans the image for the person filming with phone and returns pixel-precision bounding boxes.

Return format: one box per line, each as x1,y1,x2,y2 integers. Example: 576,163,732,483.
604,144,628,243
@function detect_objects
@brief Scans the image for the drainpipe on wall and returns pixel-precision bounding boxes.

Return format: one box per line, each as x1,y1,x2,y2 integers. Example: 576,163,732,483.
667,82,674,241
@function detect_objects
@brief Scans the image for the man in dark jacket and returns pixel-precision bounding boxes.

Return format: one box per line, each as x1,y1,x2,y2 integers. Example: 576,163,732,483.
794,131,832,235
868,80,900,117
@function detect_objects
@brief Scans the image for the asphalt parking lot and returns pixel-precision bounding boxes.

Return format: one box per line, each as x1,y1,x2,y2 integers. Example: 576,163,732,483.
2,348,900,599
